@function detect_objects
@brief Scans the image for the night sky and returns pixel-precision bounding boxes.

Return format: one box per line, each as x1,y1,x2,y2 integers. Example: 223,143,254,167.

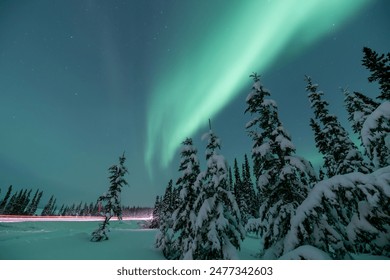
0,0,389,207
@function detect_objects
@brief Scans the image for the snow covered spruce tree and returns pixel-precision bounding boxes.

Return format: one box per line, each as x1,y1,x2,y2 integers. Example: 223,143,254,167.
361,101,390,169
233,156,256,224
91,153,128,242
192,124,245,260
245,73,316,258
344,89,390,169
362,47,390,101
155,179,177,259
150,195,161,229
171,138,200,259
284,167,390,259
305,76,371,177
232,159,245,222
242,154,257,218
359,47,390,169
344,90,380,138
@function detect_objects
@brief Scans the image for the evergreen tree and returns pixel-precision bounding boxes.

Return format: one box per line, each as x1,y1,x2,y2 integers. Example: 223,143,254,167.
357,48,390,169
75,201,82,216
242,154,257,218
192,126,244,260
233,158,242,199
22,189,32,215
90,202,97,216
150,195,161,228
13,188,31,215
245,73,316,258
233,156,256,223
62,206,69,216
171,185,181,213
41,195,56,216
0,185,12,214
13,188,26,215
232,158,244,220
82,202,89,216
91,153,129,242
172,138,201,259
344,90,380,136
155,179,177,259
228,166,233,192
361,101,390,168
31,190,43,215
284,166,390,259
69,203,76,215
362,47,390,101
305,76,371,177
13,189,26,214
58,204,65,216
3,192,18,215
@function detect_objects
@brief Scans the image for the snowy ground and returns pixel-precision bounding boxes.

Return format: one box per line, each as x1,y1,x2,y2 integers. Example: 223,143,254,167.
0,217,259,260
1,217,387,260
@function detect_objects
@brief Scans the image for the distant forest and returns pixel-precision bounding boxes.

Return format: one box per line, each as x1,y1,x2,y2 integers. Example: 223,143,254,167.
0,185,152,217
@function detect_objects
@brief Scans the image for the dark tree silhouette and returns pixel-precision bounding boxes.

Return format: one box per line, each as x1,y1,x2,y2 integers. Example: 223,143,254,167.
91,153,129,242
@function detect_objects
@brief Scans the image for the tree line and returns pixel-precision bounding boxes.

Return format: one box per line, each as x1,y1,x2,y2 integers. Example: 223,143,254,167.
0,185,43,215
0,184,151,217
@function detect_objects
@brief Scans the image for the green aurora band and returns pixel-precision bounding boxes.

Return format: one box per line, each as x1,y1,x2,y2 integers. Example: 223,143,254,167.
145,0,370,174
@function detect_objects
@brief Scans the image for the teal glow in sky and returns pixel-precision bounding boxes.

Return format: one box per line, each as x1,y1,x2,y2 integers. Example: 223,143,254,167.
0,0,389,206
146,0,369,172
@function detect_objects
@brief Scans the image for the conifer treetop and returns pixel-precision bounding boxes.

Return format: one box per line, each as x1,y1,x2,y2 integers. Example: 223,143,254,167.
362,47,390,100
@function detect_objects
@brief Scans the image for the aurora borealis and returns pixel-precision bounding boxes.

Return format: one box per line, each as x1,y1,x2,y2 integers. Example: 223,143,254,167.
145,0,370,170
0,0,389,206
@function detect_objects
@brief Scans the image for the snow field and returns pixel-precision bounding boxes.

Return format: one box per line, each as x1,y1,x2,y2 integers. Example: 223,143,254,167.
0,220,260,260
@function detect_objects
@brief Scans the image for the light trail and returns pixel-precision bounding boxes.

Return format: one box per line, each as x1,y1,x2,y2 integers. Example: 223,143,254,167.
0,215,153,223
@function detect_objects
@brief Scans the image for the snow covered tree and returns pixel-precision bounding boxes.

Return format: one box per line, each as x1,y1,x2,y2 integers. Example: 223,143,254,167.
361,101,390,169
284,166,390,259
91,153,129,242
306,76,371,177
233,156,256,224
155,179,177,259
245,73,316,258
344,90,380,136
232,158,248,224
356,48,390,169
232,158,242,197
242,154,257,218
362,47,390,101
232,158,244,216
150,195,161,229
171,185,181,214
228,166,233,192
192,126,244,260
343,48,390,170
172,138,201,259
